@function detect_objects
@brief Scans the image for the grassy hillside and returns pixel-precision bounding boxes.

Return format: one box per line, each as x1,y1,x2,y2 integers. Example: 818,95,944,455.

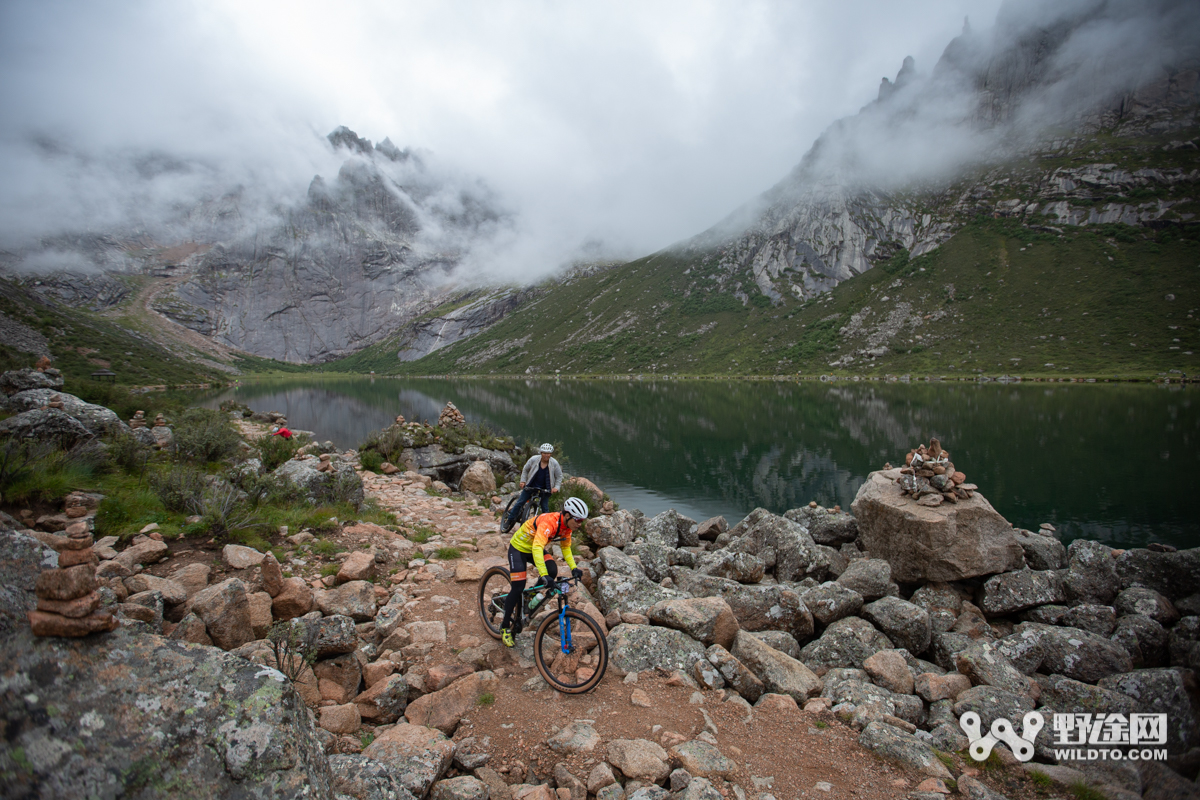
360,216,1196,380
322,117,1199,381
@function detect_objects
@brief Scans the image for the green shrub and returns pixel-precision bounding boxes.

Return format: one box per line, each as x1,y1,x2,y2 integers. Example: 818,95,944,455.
171,407,242,464
435,546,462,560
360,449,385,473
150,465,206,513
258,432,305,472
191,482,255,539
107,431,151,475
320,563,340,577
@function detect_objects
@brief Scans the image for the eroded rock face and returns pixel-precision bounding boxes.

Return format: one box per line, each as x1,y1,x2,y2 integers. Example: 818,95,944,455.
273,458,365,506
0,627,334,798
851,469,1024,583
0,407,93,446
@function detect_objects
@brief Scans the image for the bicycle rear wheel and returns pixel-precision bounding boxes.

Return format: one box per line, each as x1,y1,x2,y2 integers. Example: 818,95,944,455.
477,565,512,639
534,607,608,693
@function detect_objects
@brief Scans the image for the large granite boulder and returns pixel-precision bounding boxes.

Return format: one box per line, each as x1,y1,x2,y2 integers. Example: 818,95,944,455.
1063,539,1120,606
0,407,93,446
801,582,864,627
0,368,63,396
363,723,456,799
860,597,932,656
607,624,707,675
1115,547,1200,601
850,469,1024,583
585,510,640,549
457,460,495,494
1012,623,1133,683
784,506,858,546
648,597,740,649
0,627,334,798
595,570,689,617
5,389,128,436
273,458,365,506
978,569,1067,615
0,527,57,638
1097,668,1198,754
799,617,893,670
730,630,823,701
726,508,829,581
1011,528,1066,570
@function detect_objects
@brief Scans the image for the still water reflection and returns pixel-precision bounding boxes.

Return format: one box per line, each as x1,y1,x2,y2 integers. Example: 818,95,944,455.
202,377,1199,550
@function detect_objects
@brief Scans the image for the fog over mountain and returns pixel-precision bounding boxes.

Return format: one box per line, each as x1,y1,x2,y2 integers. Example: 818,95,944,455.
1,0,1195,365
0,0,1003,280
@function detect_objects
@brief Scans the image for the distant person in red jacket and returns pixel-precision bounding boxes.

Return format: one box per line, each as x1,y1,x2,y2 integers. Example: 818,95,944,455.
272,424,292,440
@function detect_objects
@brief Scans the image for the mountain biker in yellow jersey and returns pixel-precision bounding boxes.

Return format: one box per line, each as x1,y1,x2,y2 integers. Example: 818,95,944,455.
499,496,588,647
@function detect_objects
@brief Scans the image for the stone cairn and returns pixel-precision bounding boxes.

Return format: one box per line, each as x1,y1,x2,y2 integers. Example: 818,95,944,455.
28,522,117,637
437,402,465,429
394,414,405,425
129,410,147,429
894,437,978,507
153,413,167,427
44,393,65,410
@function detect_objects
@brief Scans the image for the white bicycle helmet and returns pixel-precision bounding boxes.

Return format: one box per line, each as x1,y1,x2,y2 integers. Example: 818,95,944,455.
563,497,589,520
539,443,554,454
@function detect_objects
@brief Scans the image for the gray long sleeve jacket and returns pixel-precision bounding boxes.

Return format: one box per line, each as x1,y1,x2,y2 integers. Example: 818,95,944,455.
520,455,563,490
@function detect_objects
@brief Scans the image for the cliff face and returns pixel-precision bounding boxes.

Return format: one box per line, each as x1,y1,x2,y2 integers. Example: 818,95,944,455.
151,128,507,363
673,0,1200,306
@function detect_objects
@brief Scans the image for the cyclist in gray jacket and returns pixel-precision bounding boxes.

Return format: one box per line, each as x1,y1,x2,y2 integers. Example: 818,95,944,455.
501,443,562,532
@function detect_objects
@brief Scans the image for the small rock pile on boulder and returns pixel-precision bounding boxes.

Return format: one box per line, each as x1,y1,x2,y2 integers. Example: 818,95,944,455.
896,438,974,507
129,410,147,429
438,402,466,429
28,526,116,637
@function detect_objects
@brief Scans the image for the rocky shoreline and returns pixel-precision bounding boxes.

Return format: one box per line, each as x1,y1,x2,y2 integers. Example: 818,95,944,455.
0,375,1196,800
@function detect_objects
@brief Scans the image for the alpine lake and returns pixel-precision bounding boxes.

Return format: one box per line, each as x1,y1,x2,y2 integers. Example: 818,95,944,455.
200,376,1200,551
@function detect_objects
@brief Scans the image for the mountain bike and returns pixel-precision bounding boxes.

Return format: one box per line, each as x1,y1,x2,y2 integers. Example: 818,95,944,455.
500,487,552,533
477,569,608,694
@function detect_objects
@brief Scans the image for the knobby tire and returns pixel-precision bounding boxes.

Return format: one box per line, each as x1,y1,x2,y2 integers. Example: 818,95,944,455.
534,607,608,694
477,565,512,640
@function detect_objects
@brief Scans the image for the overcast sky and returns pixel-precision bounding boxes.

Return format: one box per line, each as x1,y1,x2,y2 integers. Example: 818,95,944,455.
0,0,1005,269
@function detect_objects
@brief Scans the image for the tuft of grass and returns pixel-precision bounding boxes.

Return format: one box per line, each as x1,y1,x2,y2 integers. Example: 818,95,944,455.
1069,782,1107,800
435,546,463,560
358,732,375,748
934,751,956,771
408,526,436,544
320,564,340,577
1027,770,1053,789
813,720,828,729
312,539,343,556
477,692,495,706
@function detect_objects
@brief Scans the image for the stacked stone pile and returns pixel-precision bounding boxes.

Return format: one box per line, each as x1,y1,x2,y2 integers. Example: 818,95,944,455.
129,410,146,429
438,401,466,428
28,526,116,637
896,437,975,507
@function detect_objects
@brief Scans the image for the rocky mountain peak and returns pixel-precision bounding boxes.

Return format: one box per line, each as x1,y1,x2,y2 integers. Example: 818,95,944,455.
327,125,374,155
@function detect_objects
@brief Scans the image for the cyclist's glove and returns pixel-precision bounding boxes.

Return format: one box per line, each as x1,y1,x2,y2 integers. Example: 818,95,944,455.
534,575,550,589
571,568,584,581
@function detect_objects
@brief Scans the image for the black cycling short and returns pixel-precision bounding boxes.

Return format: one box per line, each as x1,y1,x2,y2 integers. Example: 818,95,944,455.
506,544,559,583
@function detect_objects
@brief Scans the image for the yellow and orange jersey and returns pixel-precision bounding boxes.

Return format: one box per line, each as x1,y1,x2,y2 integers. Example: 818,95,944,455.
509,511,578,576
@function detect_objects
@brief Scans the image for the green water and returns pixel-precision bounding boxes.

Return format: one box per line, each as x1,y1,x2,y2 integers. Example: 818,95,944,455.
203,377,1199,550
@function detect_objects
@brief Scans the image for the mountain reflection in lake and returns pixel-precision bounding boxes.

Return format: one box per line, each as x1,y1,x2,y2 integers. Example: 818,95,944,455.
202,377,1199,550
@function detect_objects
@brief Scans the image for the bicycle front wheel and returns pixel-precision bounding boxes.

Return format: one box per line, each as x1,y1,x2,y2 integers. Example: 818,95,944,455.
477,565,511,639
534,608,608,693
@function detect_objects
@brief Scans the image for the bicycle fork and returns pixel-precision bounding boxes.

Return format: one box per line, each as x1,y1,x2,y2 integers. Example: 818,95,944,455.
559,605,572,654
